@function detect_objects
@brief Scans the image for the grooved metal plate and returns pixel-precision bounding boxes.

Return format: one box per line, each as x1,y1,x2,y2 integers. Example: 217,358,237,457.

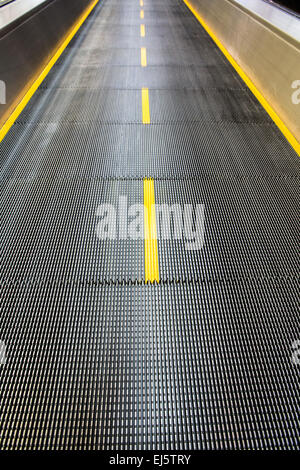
1,281,299,450
154,178,299,281
54,45,227,67
1,0,299,451
44,64,244,90
83,17,200,27
146,89,270,123
82,23,207,39
16,88,267,124
16,89,142,124
55,47,144,67
2,179,144,283
2,122,298,180
76,33,208,50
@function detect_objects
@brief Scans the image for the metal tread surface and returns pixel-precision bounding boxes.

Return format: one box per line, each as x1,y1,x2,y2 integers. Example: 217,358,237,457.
1,122,298,180
54,45,227,67
0,0,299,451
15,88,269,124
43,64,244,90
1,177,299,283
2,179,144,283
1,281,299,450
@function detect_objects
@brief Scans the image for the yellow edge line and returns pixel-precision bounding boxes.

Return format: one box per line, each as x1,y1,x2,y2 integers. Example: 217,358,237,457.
183,0,300,157
142,88,150,124
0,0,99,143
144,178,159,283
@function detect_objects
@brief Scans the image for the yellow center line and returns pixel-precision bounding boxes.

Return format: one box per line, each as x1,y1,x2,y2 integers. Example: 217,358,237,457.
183,0,300,156
140,1,158,283
142,88,150,124
144,178,159,283
0,0,100,143
141,47,147,67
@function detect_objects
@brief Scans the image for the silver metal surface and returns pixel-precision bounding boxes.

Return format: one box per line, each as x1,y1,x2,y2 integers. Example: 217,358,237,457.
0,0,94,128
189,0,300,146
230,0,300,42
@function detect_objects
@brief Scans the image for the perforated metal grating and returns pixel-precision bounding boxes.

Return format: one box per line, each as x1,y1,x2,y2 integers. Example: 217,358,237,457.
0,0,299,451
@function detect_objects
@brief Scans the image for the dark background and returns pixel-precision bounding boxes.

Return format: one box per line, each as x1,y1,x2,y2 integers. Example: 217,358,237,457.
270,0,300,15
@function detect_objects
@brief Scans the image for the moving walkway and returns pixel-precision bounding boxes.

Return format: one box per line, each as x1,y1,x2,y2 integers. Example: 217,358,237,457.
0,0,299,451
